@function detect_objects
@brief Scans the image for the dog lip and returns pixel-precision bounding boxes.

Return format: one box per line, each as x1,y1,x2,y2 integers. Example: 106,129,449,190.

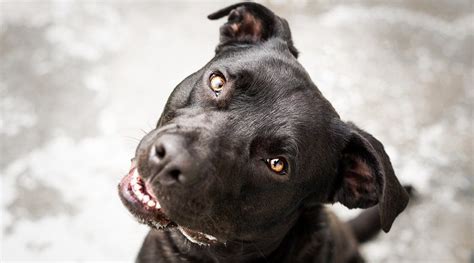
119,159,222,245
118,160,176,229
178,226,220,246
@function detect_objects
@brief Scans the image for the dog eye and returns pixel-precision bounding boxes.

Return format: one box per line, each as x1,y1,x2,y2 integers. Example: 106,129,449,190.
265,157,287,175
209,73,226,93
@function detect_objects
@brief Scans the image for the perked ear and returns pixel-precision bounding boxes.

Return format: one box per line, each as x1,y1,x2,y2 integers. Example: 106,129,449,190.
332,122,409,232
208,2,298,57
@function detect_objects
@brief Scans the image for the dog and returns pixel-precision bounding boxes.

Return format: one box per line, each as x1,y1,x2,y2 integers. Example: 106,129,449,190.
118,2,410,262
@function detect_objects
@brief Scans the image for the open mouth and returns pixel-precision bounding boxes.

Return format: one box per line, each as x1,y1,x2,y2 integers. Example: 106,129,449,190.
118,160,175,229
118,160,219,245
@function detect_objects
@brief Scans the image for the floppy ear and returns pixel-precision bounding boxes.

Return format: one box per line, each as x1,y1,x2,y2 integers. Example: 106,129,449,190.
332,122,409,232
208,2,298,57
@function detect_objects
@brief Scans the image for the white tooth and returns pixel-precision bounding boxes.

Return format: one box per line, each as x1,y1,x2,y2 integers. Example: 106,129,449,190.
142,195,150,203
134,190,141,198
147,200,156,207
133,184,142,190
155,202,161,209
204,234,218,241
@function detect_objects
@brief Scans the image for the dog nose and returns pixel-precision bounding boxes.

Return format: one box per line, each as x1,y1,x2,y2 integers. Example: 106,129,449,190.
149,135,193,186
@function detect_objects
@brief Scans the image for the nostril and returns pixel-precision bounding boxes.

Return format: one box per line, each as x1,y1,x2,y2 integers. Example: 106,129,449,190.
169,169,181,180
151,135,192,185
155,144,166,159
158,169,184,186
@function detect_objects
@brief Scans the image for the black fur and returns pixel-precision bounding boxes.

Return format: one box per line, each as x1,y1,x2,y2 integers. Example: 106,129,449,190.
124,3,410,262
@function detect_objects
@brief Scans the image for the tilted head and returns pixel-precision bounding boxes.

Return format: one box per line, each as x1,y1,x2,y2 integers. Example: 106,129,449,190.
118,2,409,250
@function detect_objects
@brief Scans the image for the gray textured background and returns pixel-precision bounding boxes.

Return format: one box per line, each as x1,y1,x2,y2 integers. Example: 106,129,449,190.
1,0,472,262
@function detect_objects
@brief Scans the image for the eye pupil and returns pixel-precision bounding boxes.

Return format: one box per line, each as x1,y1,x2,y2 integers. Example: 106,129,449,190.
210,74,226,92
268,158,286,174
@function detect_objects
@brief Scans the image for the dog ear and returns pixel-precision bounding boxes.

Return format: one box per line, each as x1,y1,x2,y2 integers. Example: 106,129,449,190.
208,2,298,57
332,122,409,232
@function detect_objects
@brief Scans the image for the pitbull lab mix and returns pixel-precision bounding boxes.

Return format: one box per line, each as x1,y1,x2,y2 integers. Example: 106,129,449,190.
118,2,410,262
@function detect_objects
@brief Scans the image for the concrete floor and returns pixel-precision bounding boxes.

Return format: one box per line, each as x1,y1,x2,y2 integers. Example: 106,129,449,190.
1,0,472,262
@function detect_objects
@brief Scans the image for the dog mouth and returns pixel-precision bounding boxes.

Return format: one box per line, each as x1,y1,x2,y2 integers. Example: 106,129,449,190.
118,160,219,245
118,161,173,229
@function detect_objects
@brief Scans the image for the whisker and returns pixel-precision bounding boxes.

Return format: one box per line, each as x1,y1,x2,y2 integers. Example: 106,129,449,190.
251,242,269,262
123,136,141,142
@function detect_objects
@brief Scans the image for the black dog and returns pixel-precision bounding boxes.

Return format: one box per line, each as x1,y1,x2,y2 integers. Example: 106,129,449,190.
118,2,410,262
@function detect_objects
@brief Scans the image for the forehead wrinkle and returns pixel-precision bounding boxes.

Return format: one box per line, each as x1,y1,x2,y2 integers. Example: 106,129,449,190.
217,42,305,81
247,101,306,149
244,57,304,84
231,83,314,134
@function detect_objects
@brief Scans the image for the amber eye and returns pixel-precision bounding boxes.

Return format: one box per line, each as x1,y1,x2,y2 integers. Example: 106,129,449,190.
209,73,226,93
266,157,287,175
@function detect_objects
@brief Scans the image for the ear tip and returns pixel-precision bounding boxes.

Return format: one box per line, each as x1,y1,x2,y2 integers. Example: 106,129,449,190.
207,3,244,20
207,11,223,20
381,188,410,233
382,224,392,233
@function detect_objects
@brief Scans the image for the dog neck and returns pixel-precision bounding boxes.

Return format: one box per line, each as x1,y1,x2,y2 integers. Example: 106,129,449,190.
169,205,330,262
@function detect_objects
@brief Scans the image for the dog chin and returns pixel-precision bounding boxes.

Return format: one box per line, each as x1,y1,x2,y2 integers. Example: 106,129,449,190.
118,160,219,245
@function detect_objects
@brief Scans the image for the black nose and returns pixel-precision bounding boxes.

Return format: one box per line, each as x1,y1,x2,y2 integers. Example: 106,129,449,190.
149,134,193,186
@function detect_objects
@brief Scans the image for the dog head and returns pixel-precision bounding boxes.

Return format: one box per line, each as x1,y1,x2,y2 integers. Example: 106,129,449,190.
118,2,409,247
